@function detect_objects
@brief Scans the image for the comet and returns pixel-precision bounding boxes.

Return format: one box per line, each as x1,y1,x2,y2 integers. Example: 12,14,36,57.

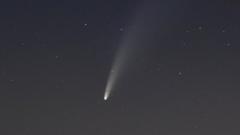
103,51,124,101
104,94,108,101
103,33,139,101
103,2,150,101
103,0,171,101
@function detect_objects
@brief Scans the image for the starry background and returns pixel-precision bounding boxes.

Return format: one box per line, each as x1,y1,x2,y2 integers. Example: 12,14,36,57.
1,0,240,134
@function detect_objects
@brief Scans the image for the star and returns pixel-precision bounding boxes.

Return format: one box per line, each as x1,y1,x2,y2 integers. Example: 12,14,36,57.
9,79,15,83
178,71,183,76
198,26,203,31
225,42,231,47
119,28,124,32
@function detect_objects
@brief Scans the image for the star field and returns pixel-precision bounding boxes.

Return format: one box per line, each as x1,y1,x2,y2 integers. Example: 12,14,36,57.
0,0,240,134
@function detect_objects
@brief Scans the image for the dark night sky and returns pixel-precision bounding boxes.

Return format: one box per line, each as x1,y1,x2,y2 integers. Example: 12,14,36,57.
1,0,240,134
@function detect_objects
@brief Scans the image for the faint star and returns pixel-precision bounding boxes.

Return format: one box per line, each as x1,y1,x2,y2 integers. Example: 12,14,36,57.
9,79,15,83
19,41,25,46
119,28,124,32
178,71,183,76
193,125,199,129
225,42,231,47
198,26,203,31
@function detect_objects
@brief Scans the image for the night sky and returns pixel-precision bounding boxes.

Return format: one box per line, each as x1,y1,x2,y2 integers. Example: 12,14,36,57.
1,0,240,134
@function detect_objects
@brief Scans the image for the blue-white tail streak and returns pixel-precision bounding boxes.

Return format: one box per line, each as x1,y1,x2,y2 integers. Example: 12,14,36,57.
103,1,153,101
103,0,177,100
103,45,130,101
103,23,144,101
